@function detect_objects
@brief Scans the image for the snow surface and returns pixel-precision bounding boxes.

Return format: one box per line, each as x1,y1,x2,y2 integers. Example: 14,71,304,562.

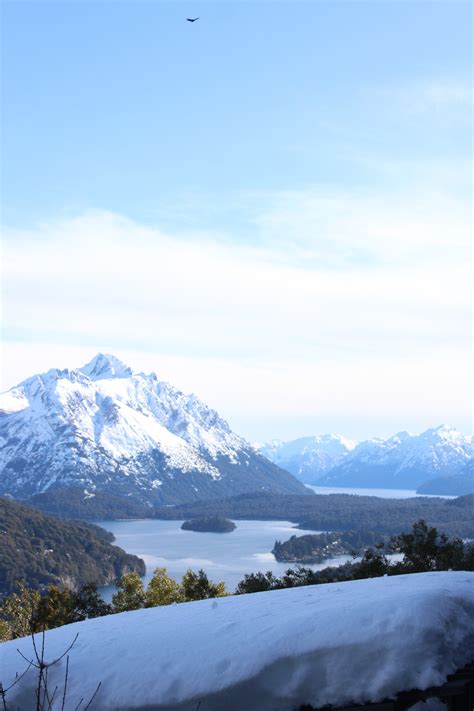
1,572,473,710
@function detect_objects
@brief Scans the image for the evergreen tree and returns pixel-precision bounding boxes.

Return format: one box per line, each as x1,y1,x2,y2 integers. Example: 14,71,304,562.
33,586,75,630
390,520,439,572
112,572,146,612
0,582,41,640
72,583,113,619
353,548,391,579
180,569,227,601
235,571,279,594
145,568,184,607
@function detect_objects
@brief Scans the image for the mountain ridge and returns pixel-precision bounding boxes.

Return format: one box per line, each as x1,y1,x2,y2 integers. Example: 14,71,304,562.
258,425,473,493
0,354,308,504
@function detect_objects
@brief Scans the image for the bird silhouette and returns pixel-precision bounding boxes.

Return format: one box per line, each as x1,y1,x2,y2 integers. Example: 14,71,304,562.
186,17,199,22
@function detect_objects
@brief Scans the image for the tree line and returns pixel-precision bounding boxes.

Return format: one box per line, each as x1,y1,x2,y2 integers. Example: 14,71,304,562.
0,568,227,642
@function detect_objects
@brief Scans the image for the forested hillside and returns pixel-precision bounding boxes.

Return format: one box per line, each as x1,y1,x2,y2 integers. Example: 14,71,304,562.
152,492,474,538
0,497,145,596
27,487,151,520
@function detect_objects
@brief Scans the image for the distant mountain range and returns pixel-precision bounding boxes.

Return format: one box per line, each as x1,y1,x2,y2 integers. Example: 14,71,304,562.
258,435,357,484
0,354,307,505
258,427,473,495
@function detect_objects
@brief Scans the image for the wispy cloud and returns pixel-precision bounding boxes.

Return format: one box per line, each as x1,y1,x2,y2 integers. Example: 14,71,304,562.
2,196,471,439
397,79,472,114
252,185,470,266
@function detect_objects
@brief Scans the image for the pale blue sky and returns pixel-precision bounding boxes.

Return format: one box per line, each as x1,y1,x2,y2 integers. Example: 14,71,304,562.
1,1,472,440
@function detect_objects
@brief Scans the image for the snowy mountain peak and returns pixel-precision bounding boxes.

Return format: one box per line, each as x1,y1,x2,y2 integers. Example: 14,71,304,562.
388,431,413,444
0,355,307,503
422,424,471,444
80,353,133,381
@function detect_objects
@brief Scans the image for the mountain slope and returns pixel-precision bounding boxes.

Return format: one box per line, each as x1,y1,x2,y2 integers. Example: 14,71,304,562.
417,459,474,496
258,435,356,484
317,426,472,489
260,426,472,491
0,354,307,504
0,497,145,596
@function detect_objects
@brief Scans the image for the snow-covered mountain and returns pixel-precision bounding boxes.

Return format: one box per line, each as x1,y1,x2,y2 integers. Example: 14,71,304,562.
260,426,473,492
257,435,357,485
317,426,473,490
417,458,474,496
0,354,307,504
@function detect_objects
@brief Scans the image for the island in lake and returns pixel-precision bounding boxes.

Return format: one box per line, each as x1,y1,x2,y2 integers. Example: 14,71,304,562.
272,530,385,564
181,515,237,533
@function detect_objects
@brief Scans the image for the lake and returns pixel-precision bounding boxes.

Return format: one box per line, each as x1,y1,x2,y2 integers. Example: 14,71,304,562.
98,485,451,598
97,519,355,597
306,485,456,499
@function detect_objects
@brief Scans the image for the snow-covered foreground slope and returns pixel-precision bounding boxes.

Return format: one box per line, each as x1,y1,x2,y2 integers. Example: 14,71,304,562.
260,426,473,491
1,572,473,710
0,354,306,503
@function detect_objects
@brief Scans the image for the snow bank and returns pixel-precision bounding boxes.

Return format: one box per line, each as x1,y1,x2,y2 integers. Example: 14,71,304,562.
1,572,473,710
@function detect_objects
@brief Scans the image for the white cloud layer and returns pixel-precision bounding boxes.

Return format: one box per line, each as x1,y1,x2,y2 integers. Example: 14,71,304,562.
2,198,472,439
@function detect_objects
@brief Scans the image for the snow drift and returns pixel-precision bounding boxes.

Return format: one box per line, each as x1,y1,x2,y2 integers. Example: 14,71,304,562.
1,572,473,710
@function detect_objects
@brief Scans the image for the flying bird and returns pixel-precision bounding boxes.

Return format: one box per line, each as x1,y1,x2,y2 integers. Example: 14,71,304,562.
186,17,199,22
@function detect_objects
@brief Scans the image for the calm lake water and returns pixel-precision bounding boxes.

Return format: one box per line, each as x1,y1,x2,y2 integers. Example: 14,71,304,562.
97,485,455,598
97,519,355,597
306,485,455,499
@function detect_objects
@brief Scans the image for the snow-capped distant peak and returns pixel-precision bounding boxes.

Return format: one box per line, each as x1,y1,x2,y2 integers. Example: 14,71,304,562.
80,353,133,381
422,424,471,444
387,431,413,444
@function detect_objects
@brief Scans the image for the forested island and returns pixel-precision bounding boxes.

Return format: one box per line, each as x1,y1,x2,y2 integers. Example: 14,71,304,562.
0,497,145,596
181,516,236,533
272,531,385,563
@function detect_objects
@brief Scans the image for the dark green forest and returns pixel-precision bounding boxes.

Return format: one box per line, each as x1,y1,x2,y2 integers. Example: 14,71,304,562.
181,516,236,533
151,492,474,538
25,487,474,539
27,487,151,520
0,497,145,597
273,530,385,563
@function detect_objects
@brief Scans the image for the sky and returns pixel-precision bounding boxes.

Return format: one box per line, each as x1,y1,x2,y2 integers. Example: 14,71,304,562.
1,0,472,441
